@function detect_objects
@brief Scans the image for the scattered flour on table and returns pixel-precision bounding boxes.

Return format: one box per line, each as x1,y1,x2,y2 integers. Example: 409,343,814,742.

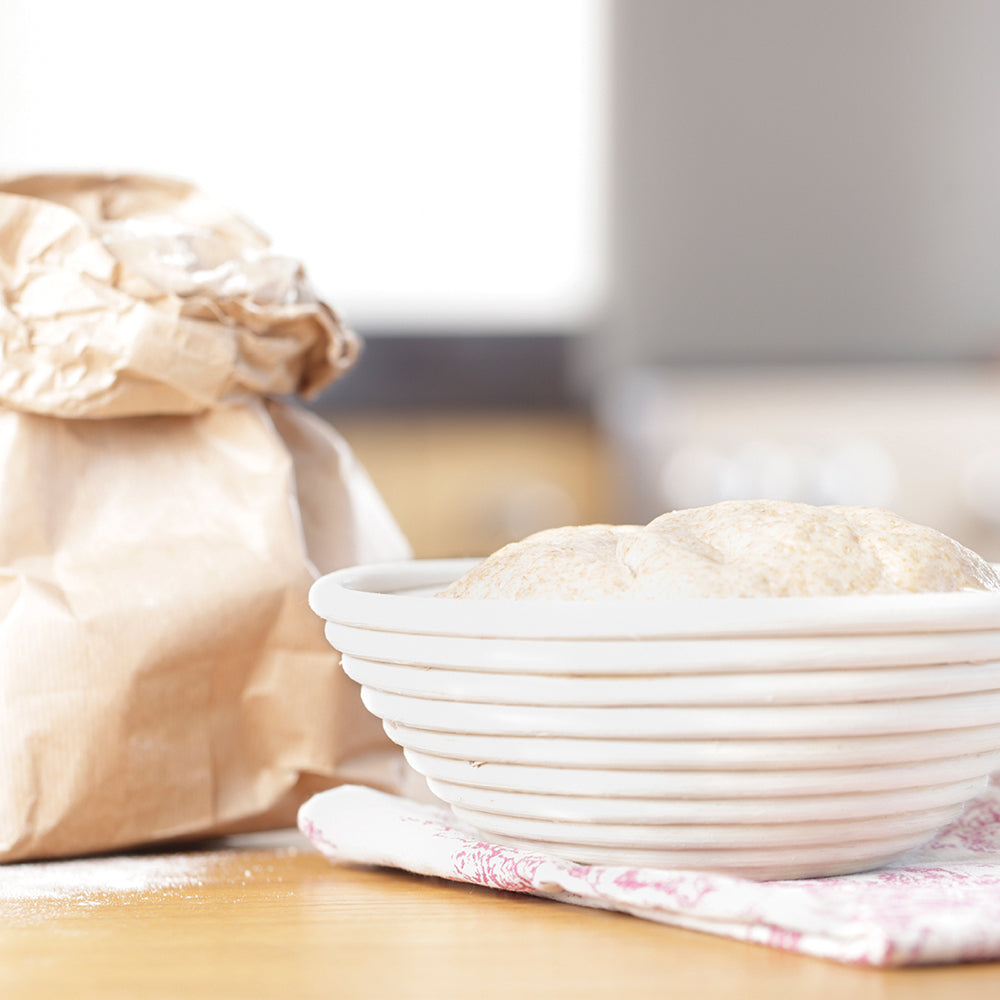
1,853,211,898
0,830,309,923
0,854,212,923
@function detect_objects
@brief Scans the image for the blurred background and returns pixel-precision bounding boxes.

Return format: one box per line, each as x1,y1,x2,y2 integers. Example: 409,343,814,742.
4,0,1000,558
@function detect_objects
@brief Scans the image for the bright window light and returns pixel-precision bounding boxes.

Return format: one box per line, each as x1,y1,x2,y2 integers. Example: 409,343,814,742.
0,0,606,330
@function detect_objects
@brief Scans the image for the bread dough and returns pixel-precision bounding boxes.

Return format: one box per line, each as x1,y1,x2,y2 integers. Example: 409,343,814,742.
439,500,1000,600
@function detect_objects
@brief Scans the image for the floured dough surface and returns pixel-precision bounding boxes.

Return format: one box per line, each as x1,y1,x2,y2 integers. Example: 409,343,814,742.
439,500,1000,600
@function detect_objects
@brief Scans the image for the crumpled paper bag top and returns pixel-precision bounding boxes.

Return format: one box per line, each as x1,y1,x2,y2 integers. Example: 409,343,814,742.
0,173,359,418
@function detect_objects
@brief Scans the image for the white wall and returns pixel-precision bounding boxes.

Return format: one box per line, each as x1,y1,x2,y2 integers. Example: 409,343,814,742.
0,0,606,331
6,1,998,364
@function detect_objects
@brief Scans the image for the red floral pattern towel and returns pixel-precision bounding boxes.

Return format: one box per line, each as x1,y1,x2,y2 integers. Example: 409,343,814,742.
299,781,1000,966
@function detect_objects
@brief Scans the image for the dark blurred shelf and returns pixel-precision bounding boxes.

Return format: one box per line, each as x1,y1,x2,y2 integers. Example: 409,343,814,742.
312,332,585,413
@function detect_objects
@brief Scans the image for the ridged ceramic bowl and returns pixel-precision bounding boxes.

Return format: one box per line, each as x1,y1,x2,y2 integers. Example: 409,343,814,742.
310,558,1000,880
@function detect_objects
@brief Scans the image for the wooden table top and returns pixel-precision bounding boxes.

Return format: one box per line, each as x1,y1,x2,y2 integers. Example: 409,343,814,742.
2,832,1000,1000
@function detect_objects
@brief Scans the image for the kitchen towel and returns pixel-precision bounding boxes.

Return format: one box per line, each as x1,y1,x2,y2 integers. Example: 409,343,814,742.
299,780,1000,967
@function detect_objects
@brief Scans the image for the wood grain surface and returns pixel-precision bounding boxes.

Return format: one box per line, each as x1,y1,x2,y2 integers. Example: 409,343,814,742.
3,837,1000,1000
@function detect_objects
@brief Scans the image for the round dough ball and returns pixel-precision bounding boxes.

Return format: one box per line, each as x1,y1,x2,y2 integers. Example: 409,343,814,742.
439,500,1000,600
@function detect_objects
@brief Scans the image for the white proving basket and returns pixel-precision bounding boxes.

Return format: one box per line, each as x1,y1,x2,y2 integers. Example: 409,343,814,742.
310,559,1000,880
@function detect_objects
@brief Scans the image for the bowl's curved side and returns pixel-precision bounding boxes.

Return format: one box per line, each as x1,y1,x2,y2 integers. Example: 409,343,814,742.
311,559,1000,880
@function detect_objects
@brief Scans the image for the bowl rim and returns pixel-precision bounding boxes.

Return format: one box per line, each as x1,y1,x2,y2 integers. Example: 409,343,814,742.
309,558,1000,639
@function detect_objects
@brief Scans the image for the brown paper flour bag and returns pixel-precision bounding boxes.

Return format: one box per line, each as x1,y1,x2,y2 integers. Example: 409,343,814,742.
0,174,412,862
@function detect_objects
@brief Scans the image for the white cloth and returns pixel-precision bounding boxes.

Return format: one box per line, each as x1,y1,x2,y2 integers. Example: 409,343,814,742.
299,781,1000,967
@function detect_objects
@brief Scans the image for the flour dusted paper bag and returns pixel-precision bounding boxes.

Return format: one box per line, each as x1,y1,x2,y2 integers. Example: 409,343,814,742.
0,174,411,862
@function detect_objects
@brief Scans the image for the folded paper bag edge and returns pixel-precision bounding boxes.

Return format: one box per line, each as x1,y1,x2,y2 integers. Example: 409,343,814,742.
0,174,360,418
